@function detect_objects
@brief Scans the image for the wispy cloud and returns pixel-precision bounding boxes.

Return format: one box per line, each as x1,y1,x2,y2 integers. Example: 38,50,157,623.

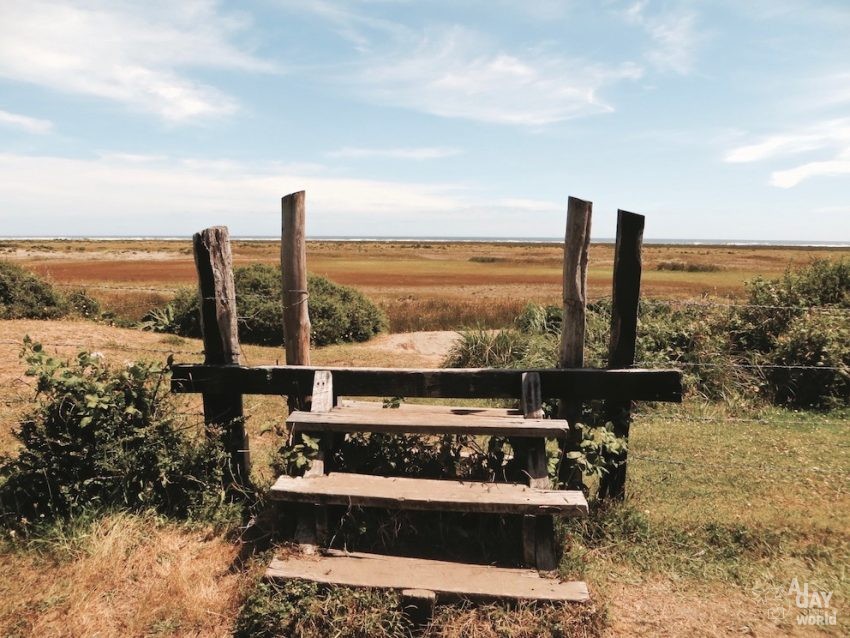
349,26,642,126
620,1,701,74
725,118,850,188
0,108,53,134
0,152,567,236
0,0,273,122
771,159,850,188
327,146,463,160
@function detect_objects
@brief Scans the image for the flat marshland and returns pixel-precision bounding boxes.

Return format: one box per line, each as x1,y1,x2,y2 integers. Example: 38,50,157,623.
5,239,848,328
0,239,847,637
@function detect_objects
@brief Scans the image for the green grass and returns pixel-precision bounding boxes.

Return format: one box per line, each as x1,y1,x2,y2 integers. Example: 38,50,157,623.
556,403,849,634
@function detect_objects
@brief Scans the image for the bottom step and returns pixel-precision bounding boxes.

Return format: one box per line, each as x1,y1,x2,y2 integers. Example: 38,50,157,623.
266,549,589,603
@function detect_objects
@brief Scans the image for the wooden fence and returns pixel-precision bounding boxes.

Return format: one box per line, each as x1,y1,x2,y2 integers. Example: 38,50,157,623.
173,191,672,500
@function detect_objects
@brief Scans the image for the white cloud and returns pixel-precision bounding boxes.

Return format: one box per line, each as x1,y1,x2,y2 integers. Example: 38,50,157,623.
327,147,463,160
620,1,700,74
725,119,850,163
351,27,643,126
0,109,53,134
771,159,850,189
0,0,273,122
725,118,850,187
0,152,569,236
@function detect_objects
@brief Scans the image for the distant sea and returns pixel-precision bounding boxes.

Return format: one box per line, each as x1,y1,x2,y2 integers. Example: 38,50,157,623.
2,236,849,247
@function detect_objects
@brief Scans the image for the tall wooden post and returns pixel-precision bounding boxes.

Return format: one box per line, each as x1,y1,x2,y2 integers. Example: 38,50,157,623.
282,191,311,412
193,226,249,487
558,196,592,490
599,210,644,500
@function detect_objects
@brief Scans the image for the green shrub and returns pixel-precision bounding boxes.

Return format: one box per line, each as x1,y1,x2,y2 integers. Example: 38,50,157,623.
65,288,101,319
0,339,229,533
515,302,562,335
656,260,722,272
764,312,850,409
156,265,386,347
0,261,67,319
731,259,850,353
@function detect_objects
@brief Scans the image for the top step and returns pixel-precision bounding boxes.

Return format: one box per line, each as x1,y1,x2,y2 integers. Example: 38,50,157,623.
288,402,570,438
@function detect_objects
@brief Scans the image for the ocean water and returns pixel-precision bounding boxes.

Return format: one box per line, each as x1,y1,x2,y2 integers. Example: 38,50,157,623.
2,236,849,248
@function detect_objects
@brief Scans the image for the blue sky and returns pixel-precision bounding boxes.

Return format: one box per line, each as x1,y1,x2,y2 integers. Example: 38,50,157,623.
0,0,848,241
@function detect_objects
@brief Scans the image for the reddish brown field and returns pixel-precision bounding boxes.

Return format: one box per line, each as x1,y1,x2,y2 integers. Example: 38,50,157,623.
6,239,847,330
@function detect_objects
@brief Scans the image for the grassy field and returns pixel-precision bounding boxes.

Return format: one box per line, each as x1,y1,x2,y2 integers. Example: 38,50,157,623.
0,241,847,636
0,319,846,636
3,239,849,329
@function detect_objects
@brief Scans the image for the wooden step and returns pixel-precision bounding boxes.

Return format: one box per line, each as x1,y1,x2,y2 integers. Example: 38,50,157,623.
287,403,570,438
266,549,589,602
269,473,587,515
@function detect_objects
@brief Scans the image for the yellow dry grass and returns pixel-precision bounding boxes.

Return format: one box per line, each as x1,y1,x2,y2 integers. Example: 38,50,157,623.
0,513,253,638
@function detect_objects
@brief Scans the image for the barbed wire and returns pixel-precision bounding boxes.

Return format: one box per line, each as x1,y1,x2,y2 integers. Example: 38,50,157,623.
639,299,850,314
637,360,848,372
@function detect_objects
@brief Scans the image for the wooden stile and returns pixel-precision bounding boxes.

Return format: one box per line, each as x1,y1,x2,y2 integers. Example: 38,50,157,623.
598,210,645,500
192,226,248,486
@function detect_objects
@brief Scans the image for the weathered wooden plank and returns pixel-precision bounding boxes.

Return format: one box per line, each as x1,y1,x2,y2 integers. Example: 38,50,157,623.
266,550,590,602
269,473,588,516
192,226,248,485
340,400,521,417
288,408,570,438
171,365,683,402
303,372,334,479
599,210,645,502
281,191,311,367
521,372,544,419
559,197,592,491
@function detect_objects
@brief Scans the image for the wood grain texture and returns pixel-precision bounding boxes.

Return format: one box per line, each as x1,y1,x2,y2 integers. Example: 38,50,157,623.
192,226,248,484
558,197,592,490
269,473,588,515
266,549,590,602
171,365,683,402
281,191,311,410
598,210,646,501
288,407,570,437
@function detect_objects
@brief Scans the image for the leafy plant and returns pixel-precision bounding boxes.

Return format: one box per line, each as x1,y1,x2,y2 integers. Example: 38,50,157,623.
0,261,67,319
65,288,101,319
0,338,230,533
153,265,386,347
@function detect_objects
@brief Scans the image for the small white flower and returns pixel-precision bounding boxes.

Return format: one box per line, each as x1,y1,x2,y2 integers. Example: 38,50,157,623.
90,351,105,361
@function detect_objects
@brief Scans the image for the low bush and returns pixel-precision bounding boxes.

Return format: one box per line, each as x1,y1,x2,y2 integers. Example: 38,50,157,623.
656,260,722,272
764,311,850,409
148,264,386,347
0,339,230,533
454,258,850,409
0,261,67,319
65,288,101,319
730,258,850,353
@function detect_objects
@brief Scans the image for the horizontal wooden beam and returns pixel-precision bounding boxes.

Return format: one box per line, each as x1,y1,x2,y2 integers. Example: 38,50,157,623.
171,364,682,402
267,550,589,602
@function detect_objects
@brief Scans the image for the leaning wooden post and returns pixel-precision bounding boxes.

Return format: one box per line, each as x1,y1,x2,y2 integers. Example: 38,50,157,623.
558,196,592,491
281,191,312,413
598,210,644,500
193,226,249,487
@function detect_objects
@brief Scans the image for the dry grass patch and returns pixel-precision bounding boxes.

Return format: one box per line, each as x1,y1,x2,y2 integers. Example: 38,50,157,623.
0,513,254,638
